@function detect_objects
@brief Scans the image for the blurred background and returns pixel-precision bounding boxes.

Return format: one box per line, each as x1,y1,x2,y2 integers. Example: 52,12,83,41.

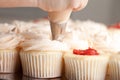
0,0,119,25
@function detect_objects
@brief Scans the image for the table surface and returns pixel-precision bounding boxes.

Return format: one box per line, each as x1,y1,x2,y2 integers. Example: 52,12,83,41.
0,74,66,80
0,74,110,80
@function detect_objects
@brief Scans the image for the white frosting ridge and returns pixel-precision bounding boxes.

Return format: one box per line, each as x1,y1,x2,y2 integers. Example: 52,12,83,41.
0,33,22,49
20,39,69,51
107,29,120,53
61,31,89,50
0,23,15,33
13,20,51,39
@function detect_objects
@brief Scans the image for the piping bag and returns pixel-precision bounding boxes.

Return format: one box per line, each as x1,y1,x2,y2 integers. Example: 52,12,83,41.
48,9,72,40
0,0,88,40
38,0,88,40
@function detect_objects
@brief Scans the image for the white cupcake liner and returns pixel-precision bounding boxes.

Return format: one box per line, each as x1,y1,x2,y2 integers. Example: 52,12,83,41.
109,55,120,80
20,51,63,78
0,49,20,73
64,55,109,80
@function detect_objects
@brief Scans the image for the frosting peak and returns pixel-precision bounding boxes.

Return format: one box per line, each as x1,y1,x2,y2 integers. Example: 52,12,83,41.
0,33,22,49
20,39,69,51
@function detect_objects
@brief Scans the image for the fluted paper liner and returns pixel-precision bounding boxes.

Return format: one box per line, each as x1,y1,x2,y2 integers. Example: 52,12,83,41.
64,55,109,80
20,50,63,78
0,49,20,73
109,55,120,80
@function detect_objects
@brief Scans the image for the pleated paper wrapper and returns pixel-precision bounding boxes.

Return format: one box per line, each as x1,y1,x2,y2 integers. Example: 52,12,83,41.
64,55,109,80
109,55,120,80
20,51,63,78
0,49,20,73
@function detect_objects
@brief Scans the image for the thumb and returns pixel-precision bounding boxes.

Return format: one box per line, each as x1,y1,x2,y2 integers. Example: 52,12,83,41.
72,0,88,12
0,0,37,7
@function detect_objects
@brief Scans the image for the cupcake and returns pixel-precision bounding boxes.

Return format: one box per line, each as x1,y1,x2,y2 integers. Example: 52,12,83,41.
64,48,109,80
107,23,120,54
20,39,69,78
109,54,120,80
0,23,15,33
0,33,22,73
63,20,111,53
108,23,120,80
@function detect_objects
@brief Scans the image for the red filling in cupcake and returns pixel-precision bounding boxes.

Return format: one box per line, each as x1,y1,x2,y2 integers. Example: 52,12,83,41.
73,48,99,55
109,23,120,29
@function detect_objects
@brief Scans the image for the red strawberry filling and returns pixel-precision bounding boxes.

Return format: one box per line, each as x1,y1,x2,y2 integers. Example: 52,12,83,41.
33,17,48,23
109,23,120,29
73,48,99,55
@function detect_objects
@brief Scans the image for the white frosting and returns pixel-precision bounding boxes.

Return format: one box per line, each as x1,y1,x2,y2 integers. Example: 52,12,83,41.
61,31,89,50
107,29,120,53
74,20,107,37
89,28,120,54
64,20,116,53
91,31,112,53
0,23,15,33
66,20,108,40
0,33,22,49
1,19,120,54
12,20,33,33
20,39,69,51
13,20,51,39
20,32,50,40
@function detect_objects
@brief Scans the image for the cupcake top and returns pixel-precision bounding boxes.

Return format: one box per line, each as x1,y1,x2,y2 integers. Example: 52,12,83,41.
20,39,69,51
109,22,120,29
13,20,51,39
0,33,22,49
64,48,110,60
61,31,89,50
0,23,15,33
91,30,112,53
103,22,120,54
67,20,108,37
73,48,99,55
21,32,50,40
61,20,110,52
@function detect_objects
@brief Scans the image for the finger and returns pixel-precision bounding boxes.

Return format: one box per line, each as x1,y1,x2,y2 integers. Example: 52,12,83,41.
38,0,70,12
0,0,37,7
73,0,88,11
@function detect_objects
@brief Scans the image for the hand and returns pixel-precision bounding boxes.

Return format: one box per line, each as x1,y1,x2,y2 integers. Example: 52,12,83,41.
38,0,88,23
0,0,37,7
38,0,88,12
0,0,88,11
